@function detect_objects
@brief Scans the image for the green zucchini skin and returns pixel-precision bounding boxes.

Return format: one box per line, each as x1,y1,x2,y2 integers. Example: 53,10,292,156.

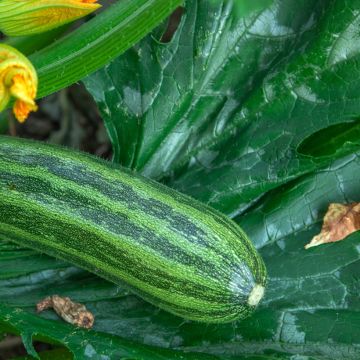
0,136,266,323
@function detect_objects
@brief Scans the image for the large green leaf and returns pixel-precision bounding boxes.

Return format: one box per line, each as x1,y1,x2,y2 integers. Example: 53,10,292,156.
84,0,360,217
1,151,360,359
2,0,360,358
84,0,326,172
0,304,220,360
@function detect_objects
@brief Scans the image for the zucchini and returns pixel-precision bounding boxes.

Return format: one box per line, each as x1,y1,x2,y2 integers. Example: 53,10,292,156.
0,136,266,323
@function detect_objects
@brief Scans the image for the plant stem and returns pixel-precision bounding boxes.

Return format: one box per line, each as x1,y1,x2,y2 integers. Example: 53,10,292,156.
30,0,183,99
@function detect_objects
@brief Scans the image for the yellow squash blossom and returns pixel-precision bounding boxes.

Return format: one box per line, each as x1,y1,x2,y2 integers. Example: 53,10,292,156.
0,44,38,122
0,0,100,37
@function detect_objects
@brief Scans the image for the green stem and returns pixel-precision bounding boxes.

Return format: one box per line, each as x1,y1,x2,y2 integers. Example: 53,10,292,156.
30,0,183,99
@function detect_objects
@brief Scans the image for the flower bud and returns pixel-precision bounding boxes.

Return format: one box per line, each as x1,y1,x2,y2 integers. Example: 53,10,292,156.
0,44,38,122
0,0,100,37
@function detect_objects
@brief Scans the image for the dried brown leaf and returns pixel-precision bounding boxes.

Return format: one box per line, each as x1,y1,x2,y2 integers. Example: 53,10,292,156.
36,295,94,329
305,203,360,249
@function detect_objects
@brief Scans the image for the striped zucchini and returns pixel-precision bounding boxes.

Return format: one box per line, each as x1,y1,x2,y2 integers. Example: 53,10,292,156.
0,136,266,323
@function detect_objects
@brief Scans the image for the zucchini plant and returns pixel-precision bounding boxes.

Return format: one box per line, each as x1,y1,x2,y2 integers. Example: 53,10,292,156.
1,0,360,359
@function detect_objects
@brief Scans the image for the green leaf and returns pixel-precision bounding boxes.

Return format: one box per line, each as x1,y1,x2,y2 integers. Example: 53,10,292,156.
166,0,360,216
0,304,220,360
84,0,320,170
3,0,360,358
84,0,360,217
215,0,273,18
1,150,360,358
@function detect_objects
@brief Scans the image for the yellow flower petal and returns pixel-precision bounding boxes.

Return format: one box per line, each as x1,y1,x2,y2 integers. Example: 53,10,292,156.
11,74,38,123
0,44,38,122
0,0,101,37
13,99,38,123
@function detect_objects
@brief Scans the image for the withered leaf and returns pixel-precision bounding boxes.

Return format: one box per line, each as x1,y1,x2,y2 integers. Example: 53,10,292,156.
36,295,94,329
305,203,360,249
